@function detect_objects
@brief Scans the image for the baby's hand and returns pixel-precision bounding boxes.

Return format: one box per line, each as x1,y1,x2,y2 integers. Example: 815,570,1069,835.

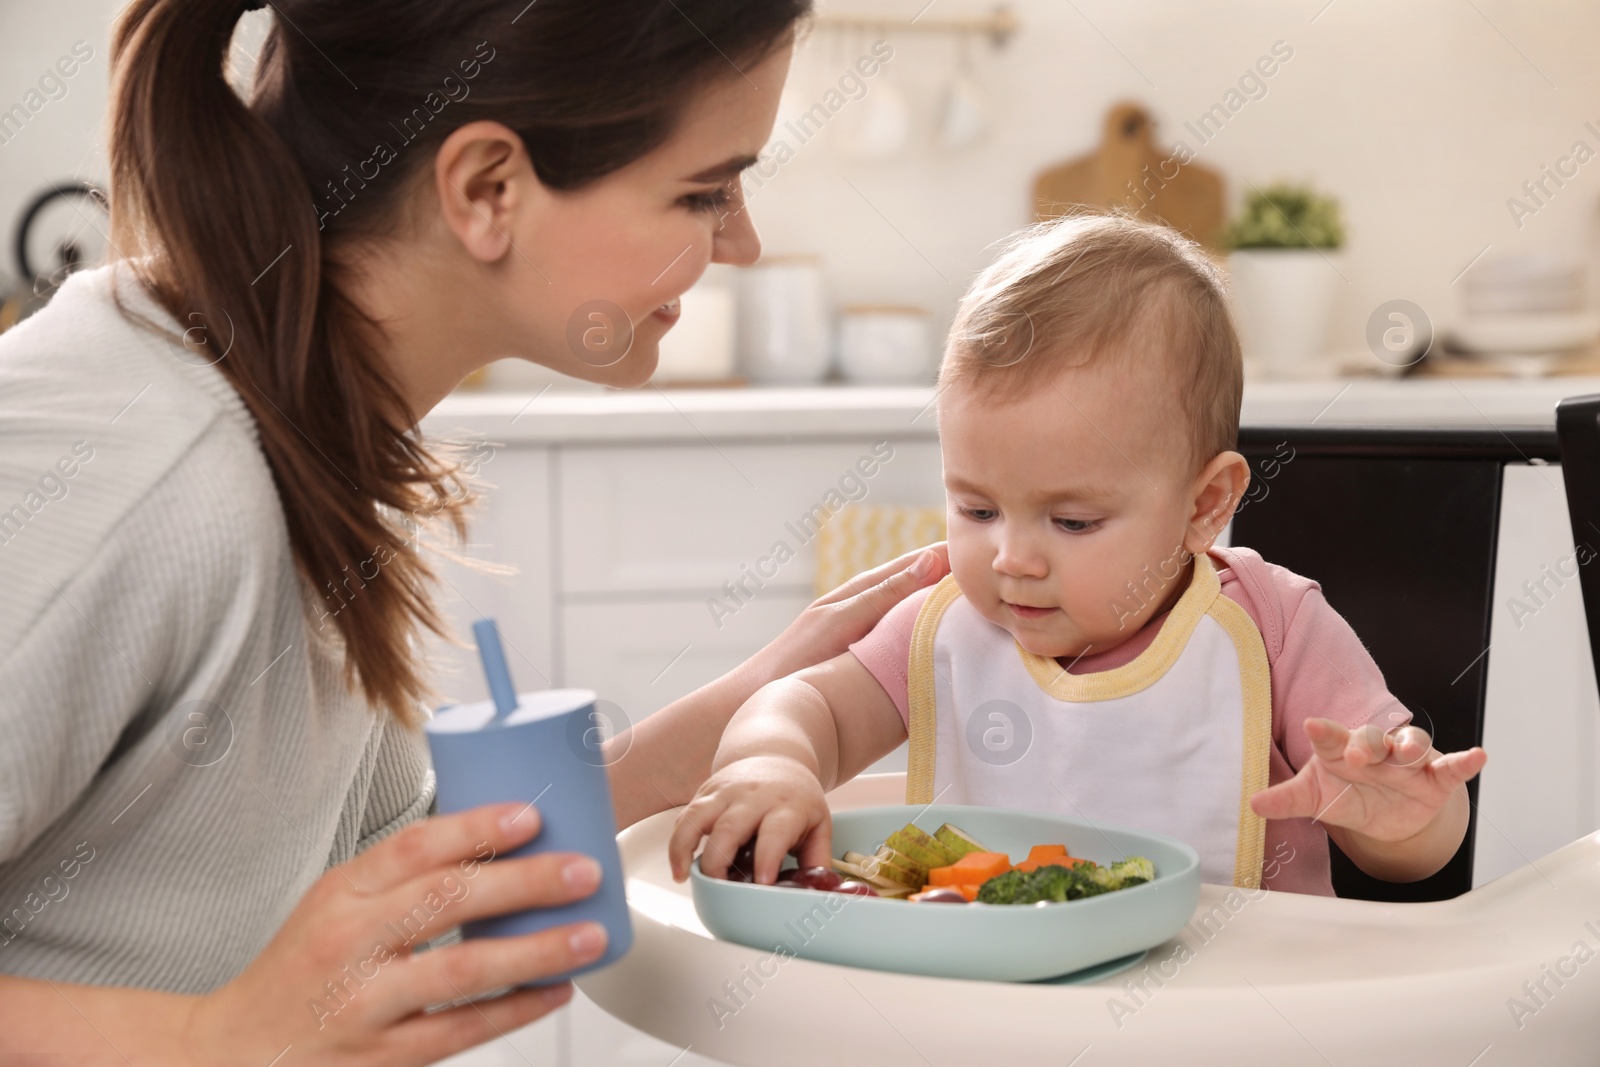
667,755,833,884
1250,718,1486,842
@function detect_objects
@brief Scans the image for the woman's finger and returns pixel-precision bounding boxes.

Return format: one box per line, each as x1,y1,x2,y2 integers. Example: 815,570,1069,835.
372,851,602,954
343,803,540,896
812,542,947,608
382,982,574,1066
388,922,606,1021
829,552,948,639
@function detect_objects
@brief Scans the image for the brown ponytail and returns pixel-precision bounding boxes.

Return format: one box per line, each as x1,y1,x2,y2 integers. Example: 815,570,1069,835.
106,0,809,726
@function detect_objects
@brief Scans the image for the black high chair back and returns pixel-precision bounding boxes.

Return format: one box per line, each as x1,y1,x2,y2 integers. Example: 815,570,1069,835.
1232,422,1561,902
1555,395,1600,703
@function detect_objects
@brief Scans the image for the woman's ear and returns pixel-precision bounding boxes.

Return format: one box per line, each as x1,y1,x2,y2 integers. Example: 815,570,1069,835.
432,121,543,264
1184,450,1250,556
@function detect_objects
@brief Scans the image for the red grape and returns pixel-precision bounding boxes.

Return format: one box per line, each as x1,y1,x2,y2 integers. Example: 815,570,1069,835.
915,889,967,904
727,839,758,881
791,867,843,892
837,880,878,897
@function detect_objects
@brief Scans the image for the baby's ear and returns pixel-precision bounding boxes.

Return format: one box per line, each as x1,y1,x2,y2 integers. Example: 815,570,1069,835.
1185,450,1250,553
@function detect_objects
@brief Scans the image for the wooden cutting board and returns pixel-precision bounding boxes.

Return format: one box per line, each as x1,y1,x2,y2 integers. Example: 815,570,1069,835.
1033,101,1226,250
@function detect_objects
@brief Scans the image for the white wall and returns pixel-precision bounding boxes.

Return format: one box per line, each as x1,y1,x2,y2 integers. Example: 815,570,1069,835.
0,1,119,288
5,1,1598,356
756,0,1600,357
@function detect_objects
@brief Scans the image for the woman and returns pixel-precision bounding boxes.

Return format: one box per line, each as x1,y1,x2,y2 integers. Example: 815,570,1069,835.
0,0,948,1061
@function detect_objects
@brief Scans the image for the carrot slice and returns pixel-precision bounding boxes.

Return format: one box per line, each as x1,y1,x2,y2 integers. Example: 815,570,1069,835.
954,883,980,901
953,851,1012,882
1014,857,1089,873
1026,844,1068,863
929,851,1012,886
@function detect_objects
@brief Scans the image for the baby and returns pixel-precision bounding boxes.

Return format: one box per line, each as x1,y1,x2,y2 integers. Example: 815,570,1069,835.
668,214,1487,895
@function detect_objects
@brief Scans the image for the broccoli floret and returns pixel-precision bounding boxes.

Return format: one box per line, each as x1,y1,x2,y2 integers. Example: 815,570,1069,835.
1080,856,1157,892
976,862,1109,904
974,867,1031,904
976,857,1156,904
1033,864,1111,902
1109,856,1155,887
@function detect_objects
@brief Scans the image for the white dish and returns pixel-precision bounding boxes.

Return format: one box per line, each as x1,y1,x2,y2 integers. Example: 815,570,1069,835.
1451,310,1599,354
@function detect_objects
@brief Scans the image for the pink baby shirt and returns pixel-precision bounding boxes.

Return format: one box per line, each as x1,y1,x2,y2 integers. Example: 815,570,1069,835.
847,545,1411,896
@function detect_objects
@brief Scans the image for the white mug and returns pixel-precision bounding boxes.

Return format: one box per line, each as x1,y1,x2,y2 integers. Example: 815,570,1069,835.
739,257,832,384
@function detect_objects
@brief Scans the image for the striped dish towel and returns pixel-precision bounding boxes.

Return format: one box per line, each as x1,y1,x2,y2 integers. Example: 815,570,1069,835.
814,504,947,598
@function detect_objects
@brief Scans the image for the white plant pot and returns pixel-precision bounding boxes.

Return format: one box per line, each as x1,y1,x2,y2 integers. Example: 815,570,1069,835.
1226,249,1342,378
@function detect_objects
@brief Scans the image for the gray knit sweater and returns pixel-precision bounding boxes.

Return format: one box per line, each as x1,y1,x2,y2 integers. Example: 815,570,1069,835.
0,262,438,994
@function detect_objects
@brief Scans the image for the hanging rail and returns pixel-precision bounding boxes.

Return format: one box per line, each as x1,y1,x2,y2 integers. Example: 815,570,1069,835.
811,4,1019,47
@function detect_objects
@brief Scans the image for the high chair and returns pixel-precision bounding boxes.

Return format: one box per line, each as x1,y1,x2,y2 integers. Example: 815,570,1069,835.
578,414,1600,1063
1232,421,1566,901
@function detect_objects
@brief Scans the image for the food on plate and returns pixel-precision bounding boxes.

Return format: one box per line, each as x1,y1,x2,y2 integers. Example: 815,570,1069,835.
933,823,990,860
1012,844,1089,873
825,857,915,895
724,839,759,883
884,825,961,868
714,821,1154,907
977,856,1155,905
926,851,1011,887
907,887,969,903
841,849,922,887
873,845,929,880
790,866,844,891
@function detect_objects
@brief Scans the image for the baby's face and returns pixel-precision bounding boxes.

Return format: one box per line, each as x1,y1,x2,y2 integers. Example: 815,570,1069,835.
939,357,1220,660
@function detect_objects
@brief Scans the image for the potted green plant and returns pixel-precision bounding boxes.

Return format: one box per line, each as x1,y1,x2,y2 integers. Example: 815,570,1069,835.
1224,183,1346,378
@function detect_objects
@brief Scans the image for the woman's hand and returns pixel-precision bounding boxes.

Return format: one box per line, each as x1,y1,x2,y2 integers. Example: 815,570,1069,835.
188,802,607,1067
666,755,833,885
757,542,949,681
1249,718,1486,881
606,542,948,829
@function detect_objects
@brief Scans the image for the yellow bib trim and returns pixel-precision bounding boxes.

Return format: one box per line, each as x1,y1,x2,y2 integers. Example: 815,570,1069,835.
905,573,962,805
1206,592,1274,889
1015,554,1221,703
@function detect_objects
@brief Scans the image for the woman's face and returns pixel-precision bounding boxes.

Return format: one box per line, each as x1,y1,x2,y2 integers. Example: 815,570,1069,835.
491,42,794,388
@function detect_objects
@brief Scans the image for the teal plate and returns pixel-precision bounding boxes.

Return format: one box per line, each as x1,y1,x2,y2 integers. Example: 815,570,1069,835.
690,804,1200,983
1032,949,1149,986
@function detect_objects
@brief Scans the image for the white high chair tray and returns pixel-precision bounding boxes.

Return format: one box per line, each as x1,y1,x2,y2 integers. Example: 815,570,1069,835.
577,773,1600,1065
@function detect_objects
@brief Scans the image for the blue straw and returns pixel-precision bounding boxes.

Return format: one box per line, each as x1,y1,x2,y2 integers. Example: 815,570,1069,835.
472,618,519,723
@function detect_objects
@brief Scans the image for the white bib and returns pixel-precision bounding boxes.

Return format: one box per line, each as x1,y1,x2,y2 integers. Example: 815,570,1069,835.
905,553,1273,887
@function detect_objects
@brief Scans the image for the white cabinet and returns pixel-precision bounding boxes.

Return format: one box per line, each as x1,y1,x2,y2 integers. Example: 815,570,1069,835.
560,595,815,729
553,436,942,730
556,440,942,595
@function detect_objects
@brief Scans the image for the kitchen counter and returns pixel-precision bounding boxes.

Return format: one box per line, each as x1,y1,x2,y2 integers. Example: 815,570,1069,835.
424,377,1600,444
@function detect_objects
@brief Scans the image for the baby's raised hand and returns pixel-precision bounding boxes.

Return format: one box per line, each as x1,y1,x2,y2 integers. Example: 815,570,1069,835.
1249,718,1487,843
667,755,833,884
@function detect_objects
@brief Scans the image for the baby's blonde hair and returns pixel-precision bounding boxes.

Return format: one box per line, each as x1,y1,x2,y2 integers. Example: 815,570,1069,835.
939,213,1243,468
